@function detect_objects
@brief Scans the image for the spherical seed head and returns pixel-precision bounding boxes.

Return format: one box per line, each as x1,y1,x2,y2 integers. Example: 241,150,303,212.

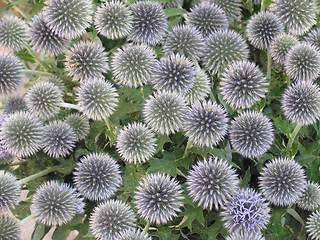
4,96,27,114
269,33,298,65
307,210,320,240
117,229,151,240
202,29,249,75
211,0,242,23
281,81,320,125
220,60,268,109
76,78,119,120
226,231,265,240
305,27,320,49
259,157,307,206
0,214,21,240
229,111,274,159
111,43,157,88
65,113,90,141
90,199,136,240
134,173,184,225
143,91,188,135
94,1,133,40
0,170,21,211
129,1,168,45
44,76,66,92
0,114,11,165
44,0,94,39
298,181,320,211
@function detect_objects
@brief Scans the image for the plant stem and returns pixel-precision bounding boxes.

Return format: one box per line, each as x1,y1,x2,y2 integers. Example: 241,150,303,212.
287,123,303,150
143,220,150,233
25,45,49,70
58,102,80,110
20,214,36,225
183,140,193,158
24,69,54,77
18,166,60,185
261,0,270,11
104,118,111,131
267,50,272,80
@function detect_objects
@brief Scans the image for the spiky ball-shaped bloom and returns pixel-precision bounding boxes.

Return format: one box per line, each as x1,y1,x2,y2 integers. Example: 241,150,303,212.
246,11,284,50
185,2,228,36
298,181,320,211
220,60,268,109
94,1,133,40
221,188,270,234
143,91,187,135
186,157,239,210
134,173,184,225
90,199,136,240
284,42,320,82
116,122,157,164
229,111,274,159
305,27,320,49
42,120,76,158
32,181,84,226
76,78,119,120
259,157,307,206
117,229,151,240
45,76,65,91
269,33,298,65
183,100,228,147
281,81,320,125
226,231,265,240
44,0,93,39
26,81,63,120
111,44,157,88
211,0,242,23
151,53,195,95
0,114,10,165
307,210,320,240
0,52,24,95
202,29,249,74
65,113,90,141
0,16,28,52
4,96,27,114
65,40,109,81
0,215,21,240
129,1,168,45
162,24,205,61
0,170,21,211
1,112,43,158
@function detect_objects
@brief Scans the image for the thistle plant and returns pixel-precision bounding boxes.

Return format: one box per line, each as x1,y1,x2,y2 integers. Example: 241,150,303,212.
0,170,21,211
269,33,298,65
306,210,320,240
297,181,320,211
211,0,242,22
0,214,21,240
117,229,151,240
304,27,320,49
65,113,90,141
226,231,265,240
3,96,27,114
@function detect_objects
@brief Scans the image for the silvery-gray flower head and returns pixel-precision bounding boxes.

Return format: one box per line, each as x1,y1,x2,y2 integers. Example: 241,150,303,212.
305,27,320,49
1,111,43,158
143,91,187,135
134,172,184,225
117,229,151,240
202,29,249,75
111,43,157,88
220,60,268,109
0,114,11,165
129,1,168,45
0,16,28,52
65,113,90,141
32,180,84,226
281,81,320,125
186,156,239,210
94,1,133,40
284,42,320,82
44,76,65,91
65,40,109,81
229,111,274,159
4,96,27,114
116,122,157,164
76,78,119,120
0,214,21,240
44,0,94,39
259,157,307,206
307,210,320,240
226,231,265,240
74,152,122,201
90,199,136,240
0,170,21,211
269,33,298,65
210,0,242,23
298,181,320,211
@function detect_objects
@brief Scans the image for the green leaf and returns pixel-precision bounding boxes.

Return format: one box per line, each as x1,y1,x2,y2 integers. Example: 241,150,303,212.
52,224,71,240
164,8,187,18
121,163,145,194
16,51,36,63
178,204,204,230
273,116,294,136
240,168,251,188
155,226,179,240
31,222,51,240
204,214,226,240
286,208,304,226
155,134,172,153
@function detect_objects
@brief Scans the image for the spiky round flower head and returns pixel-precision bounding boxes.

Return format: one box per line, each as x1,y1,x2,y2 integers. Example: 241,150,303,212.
117,229,151,240
111,43,157,88
185,2,228,36
0,114,11,165
297,181,320,211
229,111,274,159
269,33,298,65
210,0,242,23
307,210,320,240
134,173,184,225
226,231,265,240
65,113,90,141
44,76,65,91
32,180,84,226
129,1,168,45
0,214,21,240
4,96,27,114
220,60,268,109
0,170,21,211
116,122,157,164
284,42,320,82
90,199,136,240
305,27,320,49
202,29,249,75
246,11,284,50
281,81,320,125
1,112,43,158
65,40,109,81
42,120,76,158
94,1,133,40
186,156,239,210
259,157,307,206
74,152,122,201
0,16,28,52
76,78,119,120
143,91,187,135
44,0,94,39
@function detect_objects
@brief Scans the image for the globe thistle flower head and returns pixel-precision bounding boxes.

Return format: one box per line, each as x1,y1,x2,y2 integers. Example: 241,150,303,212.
94,1,133,40
117,229,151,240
0,214,21,240
90,199,136,240
305,27,320,49
116,122,157,164
229,111,274,159
0,114,11,164
259,157,307,206
307,210,320,240
0,170,21,211
226,231,265,240
220,60,269,109
211,0,242,23
269,33,298,65
129,1,168,45
76,78,119,120
134,172,184,225
4,96,27,114
111,43,157,88
65,113,90,141
298,181,320,211
281,81,320,125
65,40,109,81
44,76,65,91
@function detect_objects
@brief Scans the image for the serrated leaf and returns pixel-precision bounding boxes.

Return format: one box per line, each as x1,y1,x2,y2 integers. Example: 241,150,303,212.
178,204,204,230
155,226,179,240
155,134,172,153
164,8,187,17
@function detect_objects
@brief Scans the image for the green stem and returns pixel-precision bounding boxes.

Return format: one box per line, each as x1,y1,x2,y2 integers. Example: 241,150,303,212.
20,214,36,226
18,166,59,185
24,69,54,77
267,50,272,80
261,0,270,11
183,140,193,158
287,123,303,150
25,45,49,70
58,102,80,110
143,220,150,234
104,118,111,131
